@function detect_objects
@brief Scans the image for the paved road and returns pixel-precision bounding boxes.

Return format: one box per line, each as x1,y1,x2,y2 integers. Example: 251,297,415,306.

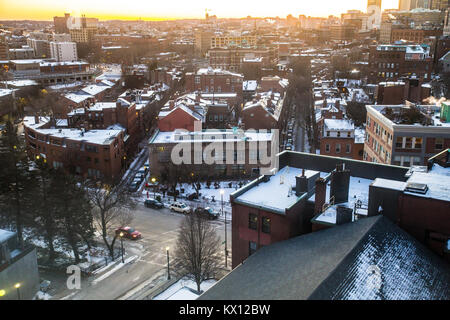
53,202,231,300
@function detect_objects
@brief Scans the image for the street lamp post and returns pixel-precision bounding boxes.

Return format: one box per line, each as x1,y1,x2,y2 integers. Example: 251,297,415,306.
220,189,227,268
119,232,124,263
166,247,171,280
151,177,157,199
14,283,21,300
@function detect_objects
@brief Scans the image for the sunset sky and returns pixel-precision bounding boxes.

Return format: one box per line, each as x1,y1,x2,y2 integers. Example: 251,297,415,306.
0,0,399,21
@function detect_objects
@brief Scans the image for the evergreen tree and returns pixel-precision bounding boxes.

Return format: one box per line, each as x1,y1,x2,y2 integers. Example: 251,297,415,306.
0,121,33,248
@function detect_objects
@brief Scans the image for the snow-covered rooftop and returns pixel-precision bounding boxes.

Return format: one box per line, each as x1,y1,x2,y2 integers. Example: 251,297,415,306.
243,80,258,91
151,129,273,145
64,92,94,104
31,128,123,145
324,119,354,131
236,166,322,213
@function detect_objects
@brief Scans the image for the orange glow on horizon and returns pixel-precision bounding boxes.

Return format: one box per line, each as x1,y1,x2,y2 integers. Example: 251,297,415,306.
0,0,400,21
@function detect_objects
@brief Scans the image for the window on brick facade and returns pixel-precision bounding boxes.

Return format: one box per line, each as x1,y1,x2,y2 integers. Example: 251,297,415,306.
325,144,330,152
435,138,444,150
346,144,351,153
336,143,341,153
405,137,412,149
249,213,258,230
396,137,403,148
414,137,422,149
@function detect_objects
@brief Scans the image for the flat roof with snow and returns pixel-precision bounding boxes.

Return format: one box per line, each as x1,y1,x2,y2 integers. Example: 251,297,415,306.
235,166,323,214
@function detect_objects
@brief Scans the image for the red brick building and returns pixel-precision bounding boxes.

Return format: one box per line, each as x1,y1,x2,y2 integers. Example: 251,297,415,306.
390,28,442,44
369,149,450,262
23,116,125,182
368,44,433,83
376,79,431,105
230,152,412,269
185,68,244,103
241,92,286,130
66,98,140,156
319,119,364,161
158,104,203,132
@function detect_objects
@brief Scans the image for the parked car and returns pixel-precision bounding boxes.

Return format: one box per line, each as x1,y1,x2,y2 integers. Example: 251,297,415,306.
129,181,139,192
138,167,148,176
144,199,164,209
195,207,220,220
170,202,191,214
115,227,142,240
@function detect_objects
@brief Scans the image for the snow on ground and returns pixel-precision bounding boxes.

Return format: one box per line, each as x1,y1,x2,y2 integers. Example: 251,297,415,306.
141,181,246,220
92,255,138,285
153,277,217,300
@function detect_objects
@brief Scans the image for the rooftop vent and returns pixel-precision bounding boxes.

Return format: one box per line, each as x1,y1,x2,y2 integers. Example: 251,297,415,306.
405,182,428,195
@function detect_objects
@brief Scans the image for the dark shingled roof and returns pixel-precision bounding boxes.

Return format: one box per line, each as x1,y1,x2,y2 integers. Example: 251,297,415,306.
199,216,450,300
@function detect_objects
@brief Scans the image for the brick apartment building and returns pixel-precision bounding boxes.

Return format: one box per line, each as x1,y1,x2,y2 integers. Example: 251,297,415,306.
185,68,244,101
23,116,125,182
148,128,276,180
319,119,365,161
208,47,275,73
210,34,257,49
390,27,442,44
230,150,450,269
363,103,450,167
368,44,433,83
376,78,431,105
67,98,140,155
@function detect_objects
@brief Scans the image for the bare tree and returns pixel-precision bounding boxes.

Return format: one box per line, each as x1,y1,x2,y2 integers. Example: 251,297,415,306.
175,212,221,293
88,181,136,259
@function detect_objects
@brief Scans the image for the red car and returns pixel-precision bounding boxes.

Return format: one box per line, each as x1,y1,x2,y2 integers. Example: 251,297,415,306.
115,227,142,240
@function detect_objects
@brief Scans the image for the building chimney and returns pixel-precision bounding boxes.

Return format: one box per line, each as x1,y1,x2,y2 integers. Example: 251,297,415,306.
323,99,327,108
335,99,340,109
314,178,327,214
34,115,40,124
196,91,201,103
335,206,353,225
169,100,175,110
330,163,350,204
295,170,308,196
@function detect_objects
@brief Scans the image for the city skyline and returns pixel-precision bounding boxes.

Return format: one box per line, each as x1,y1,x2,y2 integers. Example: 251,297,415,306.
0,0,399,21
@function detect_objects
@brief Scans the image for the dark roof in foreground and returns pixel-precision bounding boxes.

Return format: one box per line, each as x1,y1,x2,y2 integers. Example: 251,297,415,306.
199,216,450,300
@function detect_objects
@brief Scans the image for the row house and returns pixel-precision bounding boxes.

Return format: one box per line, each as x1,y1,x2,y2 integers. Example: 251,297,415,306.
319,119,365,161
67,98,140,156
23,116,125,182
